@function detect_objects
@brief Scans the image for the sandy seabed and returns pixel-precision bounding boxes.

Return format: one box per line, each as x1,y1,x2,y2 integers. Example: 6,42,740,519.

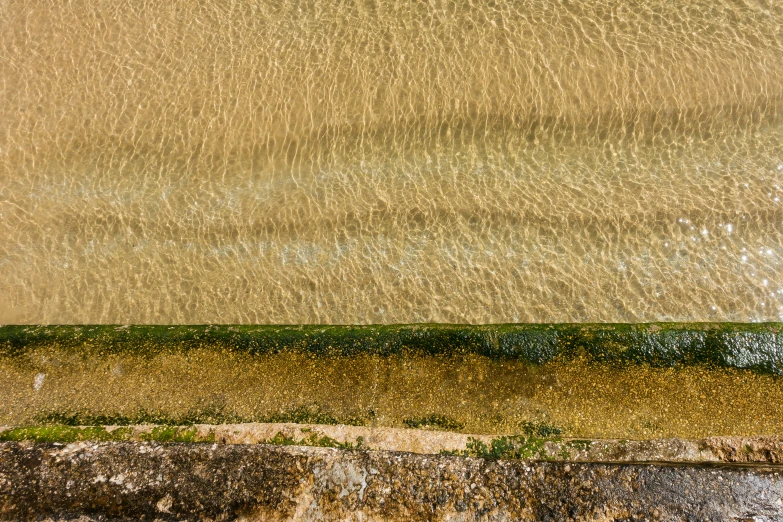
2,0,783,324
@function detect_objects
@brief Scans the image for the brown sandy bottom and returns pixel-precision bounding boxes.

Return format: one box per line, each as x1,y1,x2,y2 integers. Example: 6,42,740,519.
2,349,781,439
4,0,783,325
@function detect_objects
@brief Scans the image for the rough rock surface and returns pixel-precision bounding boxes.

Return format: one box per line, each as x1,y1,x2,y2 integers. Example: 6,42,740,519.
2,441,783,520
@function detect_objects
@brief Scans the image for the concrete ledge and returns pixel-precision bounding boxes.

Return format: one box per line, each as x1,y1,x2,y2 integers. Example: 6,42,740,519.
4,423,783,465
2,441,783,520
5,325,783,438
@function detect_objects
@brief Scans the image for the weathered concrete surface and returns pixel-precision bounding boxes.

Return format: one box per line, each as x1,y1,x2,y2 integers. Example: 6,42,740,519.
2,442,783,521
202,425,783,464
6,423,783,465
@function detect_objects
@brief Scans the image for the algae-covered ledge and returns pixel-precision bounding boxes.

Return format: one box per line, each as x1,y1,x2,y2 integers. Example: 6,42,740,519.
3,323,783,373
3,324,783,439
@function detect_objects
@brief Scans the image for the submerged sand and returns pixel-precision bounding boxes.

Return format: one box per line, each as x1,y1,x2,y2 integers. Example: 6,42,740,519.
3,0,783,323
3,348,782,439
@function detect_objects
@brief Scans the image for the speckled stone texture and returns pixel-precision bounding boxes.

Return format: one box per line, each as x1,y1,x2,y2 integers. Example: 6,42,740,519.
1,442,782,521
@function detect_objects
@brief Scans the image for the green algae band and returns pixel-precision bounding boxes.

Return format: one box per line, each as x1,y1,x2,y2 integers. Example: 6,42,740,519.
2,323,783,374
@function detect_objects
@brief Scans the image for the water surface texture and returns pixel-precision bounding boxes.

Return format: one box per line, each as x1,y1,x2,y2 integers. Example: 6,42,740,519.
2,0,783,323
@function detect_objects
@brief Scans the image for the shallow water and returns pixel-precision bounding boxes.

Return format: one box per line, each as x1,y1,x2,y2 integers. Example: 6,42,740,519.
4,349,782,439
2,0,783,324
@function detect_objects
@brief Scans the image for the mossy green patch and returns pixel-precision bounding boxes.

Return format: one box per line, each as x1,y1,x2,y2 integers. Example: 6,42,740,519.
34,405,367,428
443,435,549,460
264,431,367,450
0,426,132,443
0,425,216,444
404,414,465,431
443,421,565,460
36,410,191,427
3,323,782,374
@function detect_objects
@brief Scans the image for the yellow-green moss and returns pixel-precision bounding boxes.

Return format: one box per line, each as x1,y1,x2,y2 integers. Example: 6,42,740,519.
0,426,132,443
264,431,367,450
34,405,367,428
403,414,465,431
